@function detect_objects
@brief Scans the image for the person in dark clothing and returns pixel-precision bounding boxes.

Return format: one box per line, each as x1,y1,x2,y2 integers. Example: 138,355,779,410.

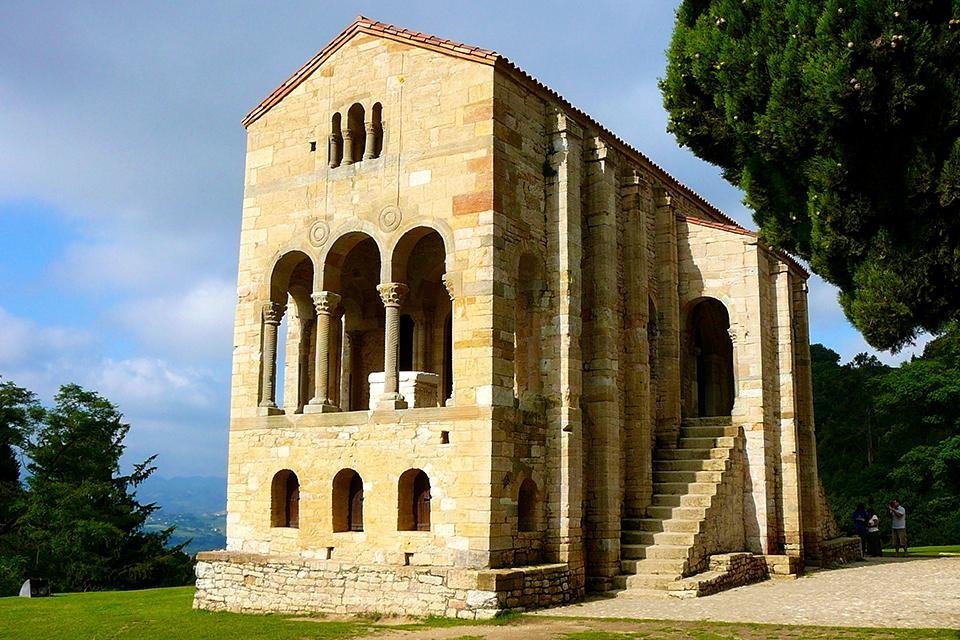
852,503,868,555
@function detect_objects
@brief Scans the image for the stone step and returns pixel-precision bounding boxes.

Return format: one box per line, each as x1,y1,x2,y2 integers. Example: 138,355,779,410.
650,492,713,508
679,435,736,449
653,481,718,495
623,527,656,544
613,573,679,591
621,517,654,531
654,458,729,472
680,425,741,438
647,503,707,520
681,417,734,427
657,447,731,461
621,543,648,560
655,469,723,484
620,557,688,575
644,544,691,560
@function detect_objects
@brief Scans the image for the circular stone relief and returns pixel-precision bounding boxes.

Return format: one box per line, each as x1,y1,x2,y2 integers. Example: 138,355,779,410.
309,219,330,247
378,205,403,232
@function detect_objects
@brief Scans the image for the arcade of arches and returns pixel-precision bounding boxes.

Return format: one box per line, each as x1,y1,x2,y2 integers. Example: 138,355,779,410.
257,227,453,414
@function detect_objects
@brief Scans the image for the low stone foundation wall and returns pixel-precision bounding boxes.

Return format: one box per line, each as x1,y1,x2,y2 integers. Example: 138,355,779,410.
817,536,863,567
668,552,769,597
193,551,578,619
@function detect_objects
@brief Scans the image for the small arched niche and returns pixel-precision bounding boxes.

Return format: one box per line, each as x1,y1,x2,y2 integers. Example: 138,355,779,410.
332,468,364,532
683,297,735,417
271,469,300,528
397,469,431,531
517,477,539,532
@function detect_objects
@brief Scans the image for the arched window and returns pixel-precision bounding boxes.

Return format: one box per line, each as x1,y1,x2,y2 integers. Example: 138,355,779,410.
344,103,365,165
399,314,414,372
398,469,431,531
271,470,300,528
329,112,342,168
684,298,735,417
517,477,538,532
332,468,364,532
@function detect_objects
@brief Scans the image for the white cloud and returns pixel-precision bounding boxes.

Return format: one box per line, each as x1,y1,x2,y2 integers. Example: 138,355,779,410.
109,277,236,362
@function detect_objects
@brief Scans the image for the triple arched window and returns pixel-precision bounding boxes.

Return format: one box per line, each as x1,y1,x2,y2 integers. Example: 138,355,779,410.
329,102,383,168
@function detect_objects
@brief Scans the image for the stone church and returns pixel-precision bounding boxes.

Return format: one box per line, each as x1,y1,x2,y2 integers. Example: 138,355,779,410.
194,17,858,617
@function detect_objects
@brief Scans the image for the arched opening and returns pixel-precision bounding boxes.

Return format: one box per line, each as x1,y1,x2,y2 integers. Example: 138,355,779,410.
399,314,414,372
332,468,364,532
390,227,450,407
371,102,383,158
345,103,365,165
271,469,300,528
324,233,383,411
262,252,315,413
514,253,544,404
329,112,342,168
683,298,735,417
398,469,431,531
517,477,538,532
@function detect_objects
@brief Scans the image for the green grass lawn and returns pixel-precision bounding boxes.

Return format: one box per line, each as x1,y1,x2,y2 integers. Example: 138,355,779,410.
906,545,960,557
1,586,957,640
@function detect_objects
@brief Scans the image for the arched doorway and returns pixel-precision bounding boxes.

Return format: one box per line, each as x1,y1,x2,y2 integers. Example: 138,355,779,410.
684,298,735,417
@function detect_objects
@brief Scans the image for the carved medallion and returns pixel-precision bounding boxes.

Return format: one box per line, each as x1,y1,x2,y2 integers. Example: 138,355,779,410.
309,219,330,247
378,204,402,232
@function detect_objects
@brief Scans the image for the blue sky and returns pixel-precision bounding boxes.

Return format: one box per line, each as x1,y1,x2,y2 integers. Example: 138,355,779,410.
0,1,925,477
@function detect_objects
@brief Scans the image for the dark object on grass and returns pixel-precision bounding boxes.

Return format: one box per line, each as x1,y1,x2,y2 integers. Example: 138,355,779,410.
18,578,50,598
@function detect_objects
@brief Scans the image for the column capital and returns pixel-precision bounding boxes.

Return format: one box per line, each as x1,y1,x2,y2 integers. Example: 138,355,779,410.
311,291,342,315
377,282,409,307
262,301,286,325
441,274,457,301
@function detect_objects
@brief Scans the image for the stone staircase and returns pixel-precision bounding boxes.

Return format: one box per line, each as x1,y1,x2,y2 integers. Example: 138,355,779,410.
613,417,741,594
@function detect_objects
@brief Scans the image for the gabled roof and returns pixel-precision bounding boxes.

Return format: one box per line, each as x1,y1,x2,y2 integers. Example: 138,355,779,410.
242,17,757,236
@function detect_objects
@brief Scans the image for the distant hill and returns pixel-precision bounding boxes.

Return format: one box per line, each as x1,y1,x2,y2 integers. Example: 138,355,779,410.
138,476,227,555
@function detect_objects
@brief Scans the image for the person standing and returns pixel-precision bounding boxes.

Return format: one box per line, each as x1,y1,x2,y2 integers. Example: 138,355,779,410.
866,509,882,557
852,503,868,555
888,500,907,557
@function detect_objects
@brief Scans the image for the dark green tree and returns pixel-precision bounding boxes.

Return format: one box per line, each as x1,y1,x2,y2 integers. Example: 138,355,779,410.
0,380,43,594
662,0,960,351
18,384,193,592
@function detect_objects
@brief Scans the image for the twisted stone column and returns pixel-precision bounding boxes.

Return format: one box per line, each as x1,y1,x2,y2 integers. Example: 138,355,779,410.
259,301,286,413
305,291,341,413
342,130,354,165
377,282,409,409
363,122,377,160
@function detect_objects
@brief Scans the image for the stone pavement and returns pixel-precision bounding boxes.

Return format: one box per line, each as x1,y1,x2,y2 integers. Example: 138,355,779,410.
535,557,960,629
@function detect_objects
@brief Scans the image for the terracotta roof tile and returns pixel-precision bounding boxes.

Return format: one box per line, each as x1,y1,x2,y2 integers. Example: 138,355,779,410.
242,17,783,246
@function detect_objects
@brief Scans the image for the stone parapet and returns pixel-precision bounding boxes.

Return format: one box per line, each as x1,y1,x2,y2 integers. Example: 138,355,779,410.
816,536,863,567
193,552,577,619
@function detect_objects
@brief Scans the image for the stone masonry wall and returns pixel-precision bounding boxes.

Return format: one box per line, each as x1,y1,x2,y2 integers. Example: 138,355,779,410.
194,552,576,618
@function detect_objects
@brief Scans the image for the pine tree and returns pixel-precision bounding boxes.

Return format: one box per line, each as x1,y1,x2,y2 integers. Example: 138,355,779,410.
661,0,960,351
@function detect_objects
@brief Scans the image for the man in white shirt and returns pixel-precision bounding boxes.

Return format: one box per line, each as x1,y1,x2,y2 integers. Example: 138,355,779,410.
888,500,907,556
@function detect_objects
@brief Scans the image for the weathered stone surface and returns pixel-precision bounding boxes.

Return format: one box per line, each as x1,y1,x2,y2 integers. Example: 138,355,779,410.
196,16,841,617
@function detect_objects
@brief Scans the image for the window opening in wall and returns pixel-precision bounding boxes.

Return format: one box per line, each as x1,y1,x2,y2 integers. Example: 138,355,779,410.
329,112,342,168
399,314,414,372
271,470,300,528
345,103,365,165
371,102,383,158
440,430,450,444
309,140,317,152
517,477,538,532
398,469,431,531
332,468,364,532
